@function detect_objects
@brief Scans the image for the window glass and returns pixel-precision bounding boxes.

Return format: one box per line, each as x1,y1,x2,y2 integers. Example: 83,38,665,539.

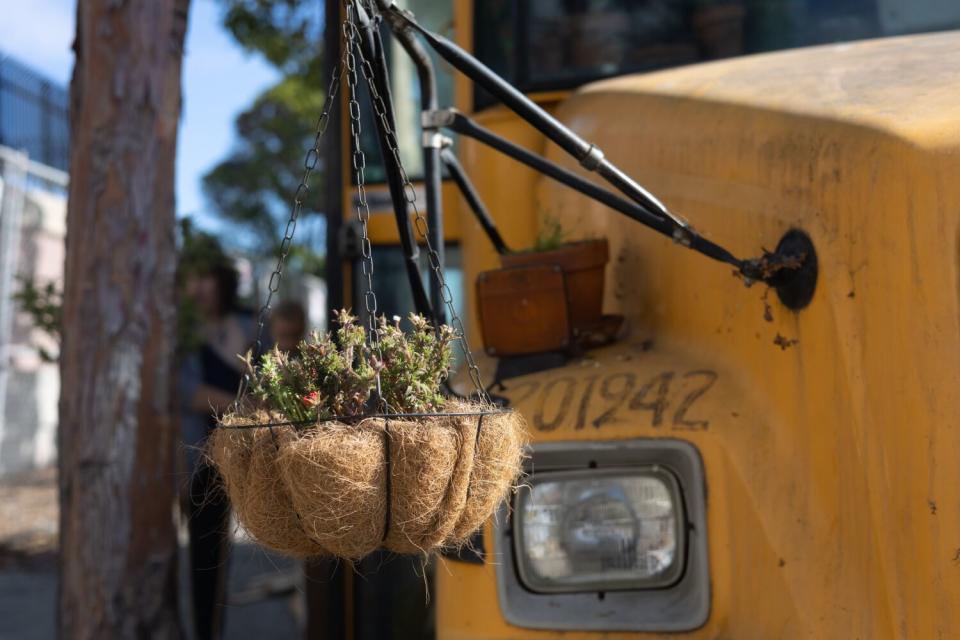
474,0,960,109
474,1,518,107
362,243,465,362
354,0,454,183
390,0,455,177
529,1,694,85
0,57,70,171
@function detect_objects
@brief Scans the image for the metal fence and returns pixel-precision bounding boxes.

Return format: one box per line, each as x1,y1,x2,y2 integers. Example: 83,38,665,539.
0,53,69,173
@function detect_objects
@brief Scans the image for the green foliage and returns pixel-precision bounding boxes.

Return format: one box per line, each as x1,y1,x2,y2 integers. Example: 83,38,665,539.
201,75,325,249
286,243,326,277
377,314,457,415
532,215,567,252
203,1,326,271
177,217,234,277
244,311,456,422
220,0,323,75
12,276,62,362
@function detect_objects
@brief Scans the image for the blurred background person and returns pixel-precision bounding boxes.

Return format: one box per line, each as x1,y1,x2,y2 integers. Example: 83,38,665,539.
270,300,307,354
177,228,255,640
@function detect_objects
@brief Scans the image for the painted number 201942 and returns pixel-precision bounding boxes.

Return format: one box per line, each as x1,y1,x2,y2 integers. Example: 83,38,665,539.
506,370,718,432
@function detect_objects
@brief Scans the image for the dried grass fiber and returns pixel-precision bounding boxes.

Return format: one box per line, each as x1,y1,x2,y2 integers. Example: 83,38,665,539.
209,401,526,559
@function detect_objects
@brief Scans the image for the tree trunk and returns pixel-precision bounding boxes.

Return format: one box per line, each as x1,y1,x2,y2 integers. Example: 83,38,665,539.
59,1,190,637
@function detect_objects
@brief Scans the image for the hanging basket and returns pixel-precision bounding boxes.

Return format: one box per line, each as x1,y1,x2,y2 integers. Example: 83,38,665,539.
206,3,529,562
209,401,526,559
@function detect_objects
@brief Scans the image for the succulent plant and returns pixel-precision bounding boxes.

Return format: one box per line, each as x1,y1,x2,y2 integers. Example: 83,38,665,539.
242,310,455,422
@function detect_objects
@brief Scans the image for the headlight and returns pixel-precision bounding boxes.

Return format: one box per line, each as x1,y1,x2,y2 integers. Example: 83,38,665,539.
514,467,684,593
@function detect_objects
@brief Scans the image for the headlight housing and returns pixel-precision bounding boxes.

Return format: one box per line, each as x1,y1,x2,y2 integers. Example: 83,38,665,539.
495,439,709,632
515,467,685,593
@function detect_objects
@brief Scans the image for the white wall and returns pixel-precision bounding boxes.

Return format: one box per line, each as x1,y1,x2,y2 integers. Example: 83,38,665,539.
0,148,66,477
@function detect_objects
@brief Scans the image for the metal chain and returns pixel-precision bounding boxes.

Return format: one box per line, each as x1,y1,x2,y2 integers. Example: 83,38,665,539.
343,11,379,348
233,46,346,407
343,3,385,406
344,9,491,405
236,3,488,409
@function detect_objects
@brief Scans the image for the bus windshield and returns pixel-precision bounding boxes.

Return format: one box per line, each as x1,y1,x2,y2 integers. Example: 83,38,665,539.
474,0,960,109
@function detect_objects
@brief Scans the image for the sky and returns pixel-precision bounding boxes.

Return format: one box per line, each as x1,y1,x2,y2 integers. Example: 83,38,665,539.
0,0,279,228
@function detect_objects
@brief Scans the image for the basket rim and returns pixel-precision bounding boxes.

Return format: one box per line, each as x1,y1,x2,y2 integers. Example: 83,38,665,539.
216,407,514,431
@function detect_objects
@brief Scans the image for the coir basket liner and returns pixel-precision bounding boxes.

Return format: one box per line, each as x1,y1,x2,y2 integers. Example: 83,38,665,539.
209,400,526,560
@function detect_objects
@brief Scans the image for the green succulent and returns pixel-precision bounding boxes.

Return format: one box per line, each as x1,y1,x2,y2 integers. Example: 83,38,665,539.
532,215,567,252
242,310,456,422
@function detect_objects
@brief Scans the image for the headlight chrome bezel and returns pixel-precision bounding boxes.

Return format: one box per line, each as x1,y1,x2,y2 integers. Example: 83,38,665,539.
494,438,710,633
513,465,686,593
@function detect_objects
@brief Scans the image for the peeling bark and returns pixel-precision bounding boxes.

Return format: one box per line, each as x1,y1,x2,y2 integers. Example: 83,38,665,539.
59,1,190,637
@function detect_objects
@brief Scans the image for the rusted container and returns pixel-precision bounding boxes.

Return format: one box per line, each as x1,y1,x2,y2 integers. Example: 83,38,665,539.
500,239,609,333
476,265,570,356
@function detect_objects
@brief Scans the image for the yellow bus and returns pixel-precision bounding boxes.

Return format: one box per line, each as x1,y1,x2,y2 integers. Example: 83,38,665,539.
315,1,960,638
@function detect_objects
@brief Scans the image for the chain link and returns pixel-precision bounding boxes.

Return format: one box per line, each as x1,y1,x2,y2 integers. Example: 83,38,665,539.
343,2,386,407
343,10,380,348
233,42,347,408
237,2,489,409
344,8,491,405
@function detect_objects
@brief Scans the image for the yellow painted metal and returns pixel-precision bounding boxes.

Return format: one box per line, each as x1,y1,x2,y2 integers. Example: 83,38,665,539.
343,181,464,245
452,0,473,112
438,31,960,639
457,102,556,345
451,4,573,346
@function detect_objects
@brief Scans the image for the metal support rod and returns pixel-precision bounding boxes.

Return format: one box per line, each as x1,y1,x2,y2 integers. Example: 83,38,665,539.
383,11,446,323
445,111,740,267
423,147,444,322
353,2,435,319
439,145,509,255
377,2,693,240
373,0,800,285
